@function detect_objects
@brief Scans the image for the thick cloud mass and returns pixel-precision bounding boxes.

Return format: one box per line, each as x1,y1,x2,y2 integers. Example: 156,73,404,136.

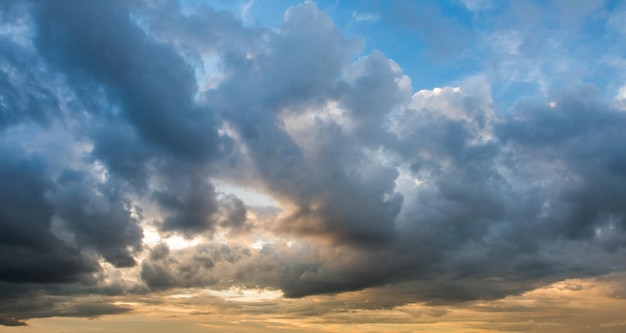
0,147,97,284
0,0,625,326
35,0,225,162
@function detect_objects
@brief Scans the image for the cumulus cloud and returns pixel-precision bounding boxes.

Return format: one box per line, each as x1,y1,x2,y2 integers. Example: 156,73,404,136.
0,146,98,284
0,0,625,326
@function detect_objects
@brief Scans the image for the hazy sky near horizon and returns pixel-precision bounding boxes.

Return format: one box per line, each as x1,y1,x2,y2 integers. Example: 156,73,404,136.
2,0,626,331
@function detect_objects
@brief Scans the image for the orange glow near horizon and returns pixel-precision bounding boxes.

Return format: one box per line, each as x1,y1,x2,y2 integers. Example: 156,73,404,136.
5,275,626,333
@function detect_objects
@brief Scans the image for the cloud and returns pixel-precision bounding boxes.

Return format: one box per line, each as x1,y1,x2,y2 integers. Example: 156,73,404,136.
0,145,98,284
207,2,405,245
34,0,228,163
47,168,144,267
1,0,626,327
0,289,133,327
351,11,380,22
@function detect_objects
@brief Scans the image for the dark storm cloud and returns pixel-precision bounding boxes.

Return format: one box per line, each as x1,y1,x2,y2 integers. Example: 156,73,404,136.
152,165,252,236
0,283,132,327
0,0,245,325
0,145,143,324
88,119,157,190
0,146,134,325
34,0,226,162
27,0,246,239
0,0,249,281
0,146,97,284
155,172,221,236
48,169,144,267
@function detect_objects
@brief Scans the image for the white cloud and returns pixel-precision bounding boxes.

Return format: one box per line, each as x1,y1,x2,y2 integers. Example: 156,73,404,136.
352,11,380,22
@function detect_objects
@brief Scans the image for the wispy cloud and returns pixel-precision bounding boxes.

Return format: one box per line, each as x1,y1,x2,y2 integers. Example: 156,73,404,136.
351,10,380,22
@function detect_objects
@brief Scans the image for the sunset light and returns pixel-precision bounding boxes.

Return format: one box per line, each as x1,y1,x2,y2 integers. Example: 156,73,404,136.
1,0,626,332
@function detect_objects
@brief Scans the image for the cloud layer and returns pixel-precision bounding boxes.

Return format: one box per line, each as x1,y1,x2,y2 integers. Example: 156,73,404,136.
1,0,625,326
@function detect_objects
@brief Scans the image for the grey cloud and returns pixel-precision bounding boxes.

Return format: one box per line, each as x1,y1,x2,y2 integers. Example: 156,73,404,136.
155,173,220,236
209,2,402,244
0,0,253,297
0,36,58,129
34,0,226,162
88,120,156,191
0,146,135,325
121,0,626,305
154,168,251,237
0,0,238,324
156,84,626,301
0,146,98,284
0,287,132,327
140,243,249,291
218,194,249,232
497,87,626,240
497,88,618,147
141,260,177,290
139,0,263,59
383,86,626,300
150,242,170,261
25,0,249,240
341,50,411,146
0,318,25,326
48,169,144,267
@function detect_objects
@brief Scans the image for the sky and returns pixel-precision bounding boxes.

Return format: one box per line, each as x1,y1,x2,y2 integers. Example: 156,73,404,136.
1,0,626,332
